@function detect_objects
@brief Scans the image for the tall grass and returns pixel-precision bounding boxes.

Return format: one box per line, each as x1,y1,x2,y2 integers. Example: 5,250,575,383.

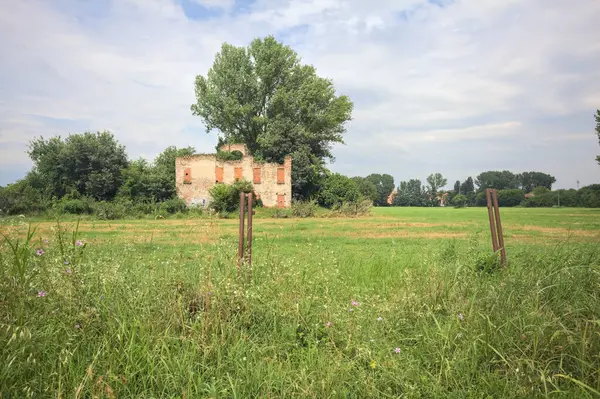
0,220,599,397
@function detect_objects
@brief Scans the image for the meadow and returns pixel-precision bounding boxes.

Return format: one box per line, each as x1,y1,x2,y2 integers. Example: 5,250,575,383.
1,207,599,398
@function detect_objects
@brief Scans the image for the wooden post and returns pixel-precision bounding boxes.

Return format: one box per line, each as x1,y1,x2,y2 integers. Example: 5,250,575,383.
238,192,245,275
485,189,499,253
491,189,507,266
246,193,253,273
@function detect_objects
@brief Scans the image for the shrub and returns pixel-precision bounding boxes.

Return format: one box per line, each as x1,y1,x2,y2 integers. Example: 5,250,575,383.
330,199,372,217
318,173,362,209
208,180,256,214
54,197,96,215
159,198,187,214
292,200,318,218
95,201,128,220
216,150,243,161
452,194,468,208
497,189,525,207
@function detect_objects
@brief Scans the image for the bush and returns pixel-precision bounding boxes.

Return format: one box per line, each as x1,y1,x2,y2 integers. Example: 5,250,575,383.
208,180,256,214
54,197,96,215
216,150,243,161
318,173,362,209
329,199,372,217
452,194,468,208
159,198,187,214
95,201,128,220
292,200,318,218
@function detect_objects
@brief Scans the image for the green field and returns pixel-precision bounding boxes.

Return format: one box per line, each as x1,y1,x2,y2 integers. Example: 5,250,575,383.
1,207,600,397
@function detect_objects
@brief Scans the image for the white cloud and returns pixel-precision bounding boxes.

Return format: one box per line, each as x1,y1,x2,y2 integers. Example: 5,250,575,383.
0,0,599,188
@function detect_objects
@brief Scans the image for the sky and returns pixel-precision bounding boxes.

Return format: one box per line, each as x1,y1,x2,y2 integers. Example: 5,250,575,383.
1,0,599,189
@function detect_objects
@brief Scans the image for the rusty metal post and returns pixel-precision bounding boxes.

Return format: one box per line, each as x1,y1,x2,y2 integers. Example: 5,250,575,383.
238,192,245,274
246,193,253,271
491,189,507,266
485,189,499,253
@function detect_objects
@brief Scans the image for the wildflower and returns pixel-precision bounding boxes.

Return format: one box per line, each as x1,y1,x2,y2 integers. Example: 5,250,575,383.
75,240,83,247
457,313,465,321
377,317,383,322
64,260,69,265
394,347,401,354
351,299,360,307
325,321,333,328
348,308,354,312
43,239,49,244
74,323,81,329
38,290,46,297
65,268,72,275
36,248,45,256
370,360,377,369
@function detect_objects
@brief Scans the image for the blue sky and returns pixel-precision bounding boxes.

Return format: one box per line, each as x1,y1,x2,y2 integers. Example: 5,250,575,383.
1,0,599,189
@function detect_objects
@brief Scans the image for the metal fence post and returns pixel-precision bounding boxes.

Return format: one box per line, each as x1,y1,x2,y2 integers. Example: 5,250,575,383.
238,192,245,275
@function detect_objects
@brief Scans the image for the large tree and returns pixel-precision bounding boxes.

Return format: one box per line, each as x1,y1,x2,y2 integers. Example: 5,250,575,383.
191,36,353,199
352,177,378,204
595,109,600,165
475,171,519,192
393,179,425,206
365,174,395,206
426,173,447,195
516,171,556,193
453,180,460,194
27,131,128,200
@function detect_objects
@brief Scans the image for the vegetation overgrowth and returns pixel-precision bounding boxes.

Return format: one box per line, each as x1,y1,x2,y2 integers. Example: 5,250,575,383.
1,207,599,397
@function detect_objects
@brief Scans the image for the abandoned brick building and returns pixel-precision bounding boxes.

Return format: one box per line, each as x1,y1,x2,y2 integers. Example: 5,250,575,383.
175,144,292,208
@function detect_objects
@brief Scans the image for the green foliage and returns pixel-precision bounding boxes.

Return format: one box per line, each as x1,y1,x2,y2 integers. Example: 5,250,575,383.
364,174,395,206
329,199,373,217
190,35,353,199
159,198,188,214
0,172,51,215
393,179,426,206
27,131,129,200
517,172,556,192
351,177,378,204
216,150,243,161
452,194,468,208
95,200,129,220
318,173,362,208
475,171,519,191
453,180,460,194
54,197,96,215
426,173,447,195
291,199,318,218
208,180,255,214
496,189,525,207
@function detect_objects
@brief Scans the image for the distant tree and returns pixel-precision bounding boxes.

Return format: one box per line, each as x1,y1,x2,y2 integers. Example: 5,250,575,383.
516,172,556,193
460,177,476,205
452,194,468,208
352,177,378,204
190,35,353,199
497,189,525,207
27,131,128,200
453,180,460,194
154,146,195,176
426,173,447,196
475,171,518,192
318,173,362,208
365,174,395,206
595,110,600,165
393,179,425,206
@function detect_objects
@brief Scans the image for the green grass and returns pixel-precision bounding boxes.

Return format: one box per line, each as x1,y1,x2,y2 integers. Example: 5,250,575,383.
1,207,600,397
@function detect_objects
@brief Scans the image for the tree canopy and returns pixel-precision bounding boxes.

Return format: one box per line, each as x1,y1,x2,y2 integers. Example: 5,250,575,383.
364,174,395,206
27,131,129,200
426,173,447,195
517,172,556,193
191,35,353,199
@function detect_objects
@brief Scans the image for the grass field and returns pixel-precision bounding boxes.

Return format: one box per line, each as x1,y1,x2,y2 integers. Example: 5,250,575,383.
1,207,600,397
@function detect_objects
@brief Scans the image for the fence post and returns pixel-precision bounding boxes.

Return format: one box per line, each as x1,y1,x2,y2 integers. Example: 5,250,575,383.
485,189,499,253
238,192,245,275
491,189,507,266
246,193,253,274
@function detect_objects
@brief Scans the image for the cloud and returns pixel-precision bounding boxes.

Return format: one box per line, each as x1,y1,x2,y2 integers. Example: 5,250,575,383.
0,0,599,189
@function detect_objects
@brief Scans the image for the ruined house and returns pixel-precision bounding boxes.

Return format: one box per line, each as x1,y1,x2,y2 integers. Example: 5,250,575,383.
175,144,292,208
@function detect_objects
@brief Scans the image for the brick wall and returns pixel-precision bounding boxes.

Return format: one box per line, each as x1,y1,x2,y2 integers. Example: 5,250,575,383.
176,146,292,208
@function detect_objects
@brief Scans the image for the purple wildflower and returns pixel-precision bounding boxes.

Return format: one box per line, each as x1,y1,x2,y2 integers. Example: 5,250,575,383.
42,239,49,244
325,321,333,328
36,248,45,256
65,268,72,275
38,290,46,297
75,240,83,247
394,347,401,354
351,299,360,307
